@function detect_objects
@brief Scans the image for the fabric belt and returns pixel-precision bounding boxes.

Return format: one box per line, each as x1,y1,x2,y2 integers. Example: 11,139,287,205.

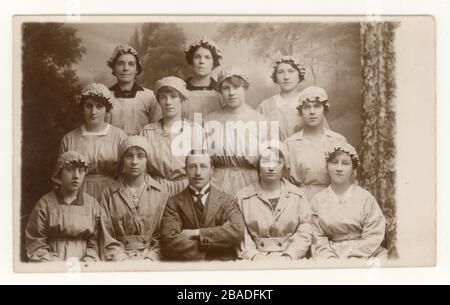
330,233,362,242
254,237,289,252
119,235,151,251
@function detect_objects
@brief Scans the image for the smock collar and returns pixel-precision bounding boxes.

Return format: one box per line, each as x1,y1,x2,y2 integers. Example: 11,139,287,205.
112,174,162,193
289,128,338,141
186,77,218,91
54,189,84,206
326,184,356,204
110,83,144,98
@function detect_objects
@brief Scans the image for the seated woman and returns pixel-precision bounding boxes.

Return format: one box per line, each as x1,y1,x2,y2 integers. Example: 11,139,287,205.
58,83,127,202
237,146,312,261
183,37,223,122
107,44,162,135
25,151,100,263
140,76,205,197
99,136,169,262
311,143,387,260
205,66,274,197
286,86,347,200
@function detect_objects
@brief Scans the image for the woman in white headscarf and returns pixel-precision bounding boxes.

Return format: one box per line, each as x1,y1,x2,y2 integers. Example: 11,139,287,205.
26,151,100,263
311,143,387,260
99,136,169,262
107,44,162,135
258,56,330,140
140,76,206,197
237,145,312,261
286,86,347,200
57,83,127,202
182,37,223,123
205,67,275,197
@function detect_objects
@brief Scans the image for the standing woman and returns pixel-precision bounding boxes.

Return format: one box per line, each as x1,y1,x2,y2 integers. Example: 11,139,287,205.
100,136,169,262
206,66,274,196
258,56,306,140
107,44,162,135
26,151,100,263
183,37,223,122
140,76,205,197
286,86,347,200
311,143,387,260
258,56,329,140
237,146,313,261
58,83,127,202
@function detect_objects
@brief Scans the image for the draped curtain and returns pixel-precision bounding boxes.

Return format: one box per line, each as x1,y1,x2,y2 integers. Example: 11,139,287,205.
359,22,400,258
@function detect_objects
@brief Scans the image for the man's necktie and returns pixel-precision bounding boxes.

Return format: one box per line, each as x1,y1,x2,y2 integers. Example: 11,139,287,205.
191,187,211,222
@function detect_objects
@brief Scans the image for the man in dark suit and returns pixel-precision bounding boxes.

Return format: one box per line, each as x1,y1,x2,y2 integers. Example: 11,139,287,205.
161,150,245,261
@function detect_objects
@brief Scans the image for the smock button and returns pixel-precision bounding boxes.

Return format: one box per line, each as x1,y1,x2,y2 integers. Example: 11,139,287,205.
278,242,283,247
260,242,265,247
286,194,290,198
143,240,148,245
125,241,130,245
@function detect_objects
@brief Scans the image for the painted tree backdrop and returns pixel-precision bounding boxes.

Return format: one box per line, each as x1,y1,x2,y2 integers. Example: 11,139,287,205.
215,23,362,149
129,23,191,89
20,22,398,259
21,23,86,260
216,22,398,257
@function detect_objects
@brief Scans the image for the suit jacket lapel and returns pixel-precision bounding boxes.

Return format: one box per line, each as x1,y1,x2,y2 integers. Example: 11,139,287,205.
178,189,200,228
203,187,222,227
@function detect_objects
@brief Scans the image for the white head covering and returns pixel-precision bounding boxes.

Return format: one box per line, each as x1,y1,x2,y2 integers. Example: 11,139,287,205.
80,83,113,109
325,142,360,168
118,136,152,161
217,66,250,88
272,55,306,83
107,44,143,74
51,151,89,186
154,76,190,101
298,86,330,108
185,36,222,68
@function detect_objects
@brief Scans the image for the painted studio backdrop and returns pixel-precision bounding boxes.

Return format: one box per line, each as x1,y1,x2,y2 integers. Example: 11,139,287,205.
20,21,398,261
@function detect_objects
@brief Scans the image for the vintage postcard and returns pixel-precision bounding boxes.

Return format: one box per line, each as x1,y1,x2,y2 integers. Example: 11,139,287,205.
12,15,436,273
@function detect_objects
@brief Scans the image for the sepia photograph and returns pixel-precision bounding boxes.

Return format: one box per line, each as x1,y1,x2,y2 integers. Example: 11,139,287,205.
12,15,436,273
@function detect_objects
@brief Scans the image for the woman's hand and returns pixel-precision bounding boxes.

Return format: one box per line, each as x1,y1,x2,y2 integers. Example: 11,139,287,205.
252,253,267,261
281,253,293,261
81,256,98,267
